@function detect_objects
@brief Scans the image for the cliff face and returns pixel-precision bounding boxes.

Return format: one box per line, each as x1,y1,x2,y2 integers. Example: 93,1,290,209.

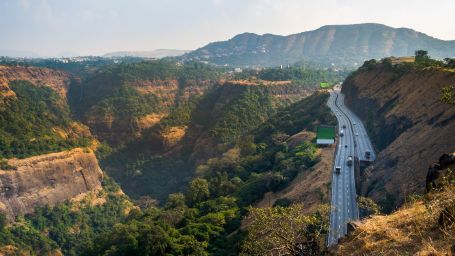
0,148,103,219
342,63,455,212
0,65,71,99
77,78,215,146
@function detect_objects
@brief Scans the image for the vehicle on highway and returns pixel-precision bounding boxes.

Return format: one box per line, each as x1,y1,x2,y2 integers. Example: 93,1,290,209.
340,130,344,137
342,124,346,128
365,151,371,159
347,156,353,166
353,122,356,125
345,145,348,148
355,133,359,136
335,166,341,174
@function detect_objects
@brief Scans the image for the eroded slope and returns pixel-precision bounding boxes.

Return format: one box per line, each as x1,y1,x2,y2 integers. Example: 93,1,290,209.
342,61,455,211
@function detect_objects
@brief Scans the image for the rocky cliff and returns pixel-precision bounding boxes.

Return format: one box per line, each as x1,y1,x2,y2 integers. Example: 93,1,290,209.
0,65,71,99
342,61,455,212
81,78,215,146
0,148,103,219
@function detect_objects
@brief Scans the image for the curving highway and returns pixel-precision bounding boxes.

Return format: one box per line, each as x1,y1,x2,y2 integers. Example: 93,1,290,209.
326,86,375,246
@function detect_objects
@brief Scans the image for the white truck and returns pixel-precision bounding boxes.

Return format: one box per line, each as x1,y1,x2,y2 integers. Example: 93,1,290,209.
347,156,353,166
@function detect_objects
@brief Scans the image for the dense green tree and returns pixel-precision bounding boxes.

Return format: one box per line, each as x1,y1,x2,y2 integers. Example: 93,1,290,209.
415,50,429,60
187,178,210,205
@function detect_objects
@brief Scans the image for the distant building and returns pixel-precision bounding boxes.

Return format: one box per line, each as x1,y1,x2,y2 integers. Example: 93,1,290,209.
316,125,335,145
319,82,331,89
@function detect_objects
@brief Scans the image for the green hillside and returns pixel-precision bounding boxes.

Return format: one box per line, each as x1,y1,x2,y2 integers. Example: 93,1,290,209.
0,80,91,158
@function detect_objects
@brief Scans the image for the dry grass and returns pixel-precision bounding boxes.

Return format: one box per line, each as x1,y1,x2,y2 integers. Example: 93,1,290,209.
137,113,166,130
160,126,187,147
336,184,455,255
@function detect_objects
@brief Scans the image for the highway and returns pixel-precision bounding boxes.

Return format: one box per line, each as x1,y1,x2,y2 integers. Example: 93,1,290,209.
326,87,375,246
336,93,376,162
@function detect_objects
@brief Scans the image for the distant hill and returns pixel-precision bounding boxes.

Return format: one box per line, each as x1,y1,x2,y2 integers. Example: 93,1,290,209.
183,23,455,67
104,49,190,58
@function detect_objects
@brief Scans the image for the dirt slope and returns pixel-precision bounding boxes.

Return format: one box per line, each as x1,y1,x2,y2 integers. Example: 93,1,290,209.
342,63,455,212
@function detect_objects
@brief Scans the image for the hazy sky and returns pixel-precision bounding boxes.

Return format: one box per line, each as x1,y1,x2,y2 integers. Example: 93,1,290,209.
1,0,454,56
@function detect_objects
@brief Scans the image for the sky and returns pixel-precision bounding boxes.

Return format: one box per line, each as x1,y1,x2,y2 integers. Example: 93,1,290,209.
1,0,454,56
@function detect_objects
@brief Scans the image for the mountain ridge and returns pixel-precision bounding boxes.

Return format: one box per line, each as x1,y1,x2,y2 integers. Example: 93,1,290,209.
183,23,455,67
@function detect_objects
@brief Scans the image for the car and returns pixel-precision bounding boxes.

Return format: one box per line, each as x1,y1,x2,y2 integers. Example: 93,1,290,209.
335,166,341,174
345,145,348,148
353,122,356,125
355,133,359,136
342,124,346,128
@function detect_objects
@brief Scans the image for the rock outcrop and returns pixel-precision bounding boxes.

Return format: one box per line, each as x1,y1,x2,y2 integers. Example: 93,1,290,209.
342,62,455,212
426,152,455,192
0,148,103,219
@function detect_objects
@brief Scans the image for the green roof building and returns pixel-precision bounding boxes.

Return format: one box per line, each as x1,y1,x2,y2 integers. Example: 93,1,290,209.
319,82,331,89
316,125,335,145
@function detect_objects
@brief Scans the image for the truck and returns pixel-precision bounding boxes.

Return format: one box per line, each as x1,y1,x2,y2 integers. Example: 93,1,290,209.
335,166,341,174
347,156,353,166
365,151,371,159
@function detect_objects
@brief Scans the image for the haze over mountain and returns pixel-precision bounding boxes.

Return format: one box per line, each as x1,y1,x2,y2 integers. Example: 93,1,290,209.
0,49,41,58
104,49,190,58
183,23,455,67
